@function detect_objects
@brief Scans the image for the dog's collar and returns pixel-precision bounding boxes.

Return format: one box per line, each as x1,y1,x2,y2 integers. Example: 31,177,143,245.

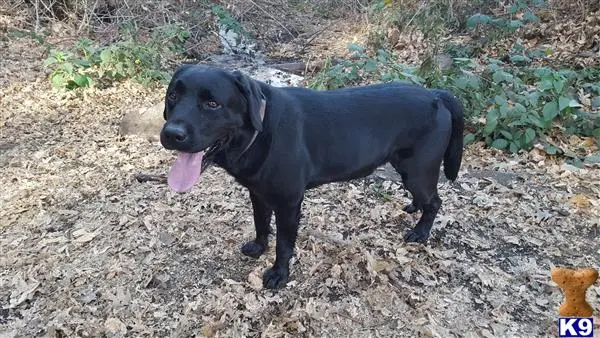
239,98,266,156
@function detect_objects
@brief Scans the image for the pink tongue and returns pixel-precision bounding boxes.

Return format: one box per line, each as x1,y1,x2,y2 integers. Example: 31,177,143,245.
167,151,205,193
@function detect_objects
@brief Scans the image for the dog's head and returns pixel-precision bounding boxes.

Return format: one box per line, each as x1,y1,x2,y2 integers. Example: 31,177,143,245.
160,64,265,193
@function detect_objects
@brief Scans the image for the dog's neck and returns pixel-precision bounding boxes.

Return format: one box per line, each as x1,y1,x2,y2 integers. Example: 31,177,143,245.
239,98,266,156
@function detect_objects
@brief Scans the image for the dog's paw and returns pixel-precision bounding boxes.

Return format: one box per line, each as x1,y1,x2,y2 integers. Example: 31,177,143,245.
241,240,267,258
262,267,289,290
404,229,430,243
402,203,419,214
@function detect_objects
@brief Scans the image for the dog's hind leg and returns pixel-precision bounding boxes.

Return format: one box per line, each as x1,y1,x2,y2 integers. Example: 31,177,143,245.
404,189,441,243
390,158,420,214
241,191,273,258
391,156,442,243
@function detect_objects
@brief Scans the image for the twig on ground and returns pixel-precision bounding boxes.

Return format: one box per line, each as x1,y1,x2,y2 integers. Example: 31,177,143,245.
134,173,167,183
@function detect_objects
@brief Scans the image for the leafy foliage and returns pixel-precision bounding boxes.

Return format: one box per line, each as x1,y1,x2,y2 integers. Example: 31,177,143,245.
309,44,424,90
43,24,190,90
310,0,599,158
465,0,544,44
308,43,600,157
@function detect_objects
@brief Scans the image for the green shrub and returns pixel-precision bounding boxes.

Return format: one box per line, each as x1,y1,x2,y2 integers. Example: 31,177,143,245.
308,43,600,156
309,44,425,90
43,24,190,90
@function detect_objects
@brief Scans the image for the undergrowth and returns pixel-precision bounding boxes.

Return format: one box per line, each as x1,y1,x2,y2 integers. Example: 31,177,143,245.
8,0,599,158
310,0,600,160
37,3,250,90
42,24,190,89
310,45,599,159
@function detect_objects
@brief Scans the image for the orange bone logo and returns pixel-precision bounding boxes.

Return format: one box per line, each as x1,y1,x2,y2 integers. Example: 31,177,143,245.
551,267,598,317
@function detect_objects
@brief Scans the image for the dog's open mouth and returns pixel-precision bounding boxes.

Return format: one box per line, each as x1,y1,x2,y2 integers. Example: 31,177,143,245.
166,139,225,193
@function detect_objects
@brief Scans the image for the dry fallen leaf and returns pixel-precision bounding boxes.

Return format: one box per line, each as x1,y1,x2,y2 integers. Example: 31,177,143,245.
200,324,216,338
9,280,40,309
247,266,264,291
569,194,592,210
104,317,127,335
72,229,98,243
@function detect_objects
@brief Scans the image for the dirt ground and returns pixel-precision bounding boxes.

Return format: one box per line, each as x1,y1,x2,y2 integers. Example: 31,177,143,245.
2,12,600,338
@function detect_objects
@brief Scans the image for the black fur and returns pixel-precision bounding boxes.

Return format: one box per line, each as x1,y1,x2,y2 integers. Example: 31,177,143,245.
160,64,465,290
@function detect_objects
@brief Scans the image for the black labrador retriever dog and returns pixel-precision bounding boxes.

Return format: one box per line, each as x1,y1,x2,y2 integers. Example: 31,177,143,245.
160,64,464,289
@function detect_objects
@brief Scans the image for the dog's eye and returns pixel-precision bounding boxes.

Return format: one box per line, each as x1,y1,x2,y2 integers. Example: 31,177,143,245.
167,92,177,101
206,100,220,109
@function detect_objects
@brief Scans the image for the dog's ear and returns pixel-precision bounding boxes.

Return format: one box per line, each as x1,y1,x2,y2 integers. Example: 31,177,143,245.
231,70,265,132
164,64,197,120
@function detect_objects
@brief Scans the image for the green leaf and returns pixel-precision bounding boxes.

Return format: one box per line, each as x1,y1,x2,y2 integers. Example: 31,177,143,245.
538,79,553,91
100,49,112,63
499,104,509,118
454,76,468,90
509,141,519,153
464,133,476,145
347,43,364,53
568,99,583,108
381,72,393,82
523,11,539,22
483,109,498,136
508,20,524,30
542,100,559,121
43,57,57,67
377,49,389,63
364,59,377,72
584,155,600,164
524,128,536,144
73,74,90,87
74,59,92,68
466,13,492,29
500,130,513,140
51,73,64,88
508,120,528,127
558,96,572,112
510,55,531,64
512,103,526,116
7,28,27,38
526,92,540,106
567,158,584,169
491,138,509,150
492,71,503,83
492,70,513,83
467,75,479,89
534,67,552,77
494,95,508,106
61,62,74,74
553,79,565,93
483,118,498,136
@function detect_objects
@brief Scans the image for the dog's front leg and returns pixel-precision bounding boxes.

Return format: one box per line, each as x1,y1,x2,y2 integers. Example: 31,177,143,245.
262,198,303,290
241,192,273,258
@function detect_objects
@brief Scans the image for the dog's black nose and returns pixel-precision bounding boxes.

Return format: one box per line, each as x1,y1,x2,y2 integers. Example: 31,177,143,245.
162,123,188,143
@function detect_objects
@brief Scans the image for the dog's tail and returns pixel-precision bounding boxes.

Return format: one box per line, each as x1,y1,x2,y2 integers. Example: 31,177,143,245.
433,89,464,181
